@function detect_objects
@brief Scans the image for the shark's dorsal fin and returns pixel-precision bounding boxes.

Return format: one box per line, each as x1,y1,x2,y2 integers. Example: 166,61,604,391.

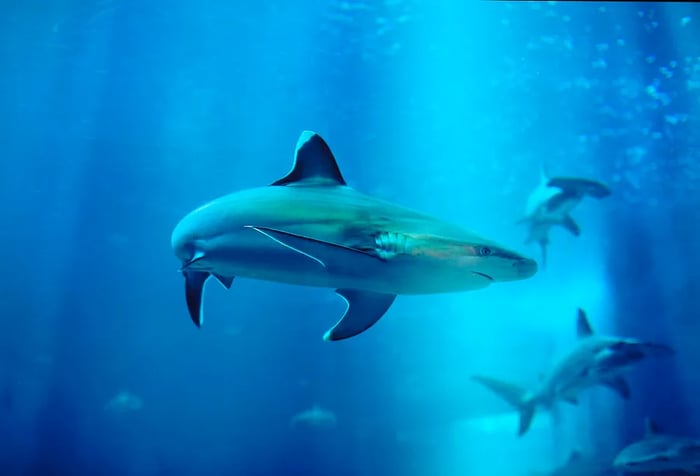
272,131,347,187
645,418,662,437
576,308,594,338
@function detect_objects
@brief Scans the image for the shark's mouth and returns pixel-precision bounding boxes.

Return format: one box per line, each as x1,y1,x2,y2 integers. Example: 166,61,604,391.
472,271,494,281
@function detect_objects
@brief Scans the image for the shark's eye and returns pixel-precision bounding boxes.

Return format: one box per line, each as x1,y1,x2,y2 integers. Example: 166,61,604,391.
478,246,492,257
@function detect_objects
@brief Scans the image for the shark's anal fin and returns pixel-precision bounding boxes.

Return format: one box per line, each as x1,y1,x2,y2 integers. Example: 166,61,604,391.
576,308,594,338
272,131,347,187
184,270,210,327
246,226,382,268
603,376,631,400
562,214,581,236
324,289,396,341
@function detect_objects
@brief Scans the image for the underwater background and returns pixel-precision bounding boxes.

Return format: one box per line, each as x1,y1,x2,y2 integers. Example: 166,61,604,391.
1,1,699,475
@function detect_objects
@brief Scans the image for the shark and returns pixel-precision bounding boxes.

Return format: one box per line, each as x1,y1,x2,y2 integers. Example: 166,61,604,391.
614,419,700,474
472,308,674,436
520,169,611,266
171,131,537,341
289,404,337,429
104,390,143,413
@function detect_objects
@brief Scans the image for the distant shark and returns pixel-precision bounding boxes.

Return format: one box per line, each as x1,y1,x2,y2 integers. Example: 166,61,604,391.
289,404,337,429
472,308,674,436
104,390,143,413
614,419,700,474
520,169,611,266
531,451,615,476
171,131,537,340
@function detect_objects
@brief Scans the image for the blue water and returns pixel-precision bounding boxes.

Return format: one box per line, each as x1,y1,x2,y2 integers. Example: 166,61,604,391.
1,1,699,475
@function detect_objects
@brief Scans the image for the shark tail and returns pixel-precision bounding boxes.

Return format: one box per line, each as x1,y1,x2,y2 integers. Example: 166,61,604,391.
472,375,537,436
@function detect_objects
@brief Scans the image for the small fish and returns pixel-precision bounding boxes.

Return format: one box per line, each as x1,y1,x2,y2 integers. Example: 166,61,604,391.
472,308,673,436
171,131,537,340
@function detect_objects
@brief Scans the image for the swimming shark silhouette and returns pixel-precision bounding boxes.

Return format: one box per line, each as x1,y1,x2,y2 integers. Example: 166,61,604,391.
520,168,611,267
171,131,537,340
614,419,700,474
289,404,337,429
472,308,674,436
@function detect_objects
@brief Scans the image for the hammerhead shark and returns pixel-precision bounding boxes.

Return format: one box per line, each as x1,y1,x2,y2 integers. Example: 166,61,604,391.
520,169,611,266
171,131,537,341
472,308,674,436
614,419,700,474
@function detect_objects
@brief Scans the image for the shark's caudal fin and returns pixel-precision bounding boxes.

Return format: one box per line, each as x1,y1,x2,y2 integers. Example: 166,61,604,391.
576,308,594,338
471,375,537,436
272,131,346,187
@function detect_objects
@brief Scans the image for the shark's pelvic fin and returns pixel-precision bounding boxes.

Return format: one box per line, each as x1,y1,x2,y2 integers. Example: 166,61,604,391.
246,226,381,268
603,376,631,400
323,289,396,341
213,274,234,289
561,214,581,236
576,308,594,338
272,131,347,187
184,270,210,327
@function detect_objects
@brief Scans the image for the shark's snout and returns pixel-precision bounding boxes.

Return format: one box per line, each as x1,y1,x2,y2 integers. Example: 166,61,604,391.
513,257,538,279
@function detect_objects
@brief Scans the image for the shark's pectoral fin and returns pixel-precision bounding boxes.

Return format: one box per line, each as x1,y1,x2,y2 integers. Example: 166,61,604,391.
184,270,210,327
213,274,234,289
603,376,631,400
246,226,381,268
323,289,396,341
561,214,581,236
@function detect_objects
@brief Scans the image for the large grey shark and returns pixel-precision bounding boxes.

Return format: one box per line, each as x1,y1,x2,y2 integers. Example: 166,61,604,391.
520,169,611,266
614,419,700,474
171,131,537,341
472,308,673,436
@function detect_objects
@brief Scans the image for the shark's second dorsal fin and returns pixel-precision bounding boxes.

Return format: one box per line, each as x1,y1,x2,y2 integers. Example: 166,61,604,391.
576,308,594,338
272,131,347,187
645,418,662,437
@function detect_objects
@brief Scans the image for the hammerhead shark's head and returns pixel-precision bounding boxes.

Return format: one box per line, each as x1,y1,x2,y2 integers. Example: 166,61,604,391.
472,309,673,436
614,419,700,474
520,169,611,266
171,131,537,341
